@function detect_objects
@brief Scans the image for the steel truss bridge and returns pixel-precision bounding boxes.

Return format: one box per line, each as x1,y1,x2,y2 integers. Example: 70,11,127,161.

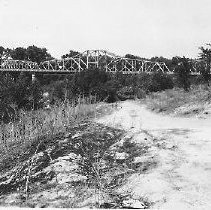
0,50,203,75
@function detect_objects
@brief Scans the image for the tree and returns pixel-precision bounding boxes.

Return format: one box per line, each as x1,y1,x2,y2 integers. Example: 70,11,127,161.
175,57,191,91
29,80,43,110
11,47,27,60
51,80,66,102
125,54,137,59
13,73,31,109
26,45,53,64
62,50,80,59
151,56,172,70
103,79,122,102
68,67,110,100
199,44,211,86
125,54,145,60
0,73,16,123
0,46,4,58
1,45,53,63
0,48,12,59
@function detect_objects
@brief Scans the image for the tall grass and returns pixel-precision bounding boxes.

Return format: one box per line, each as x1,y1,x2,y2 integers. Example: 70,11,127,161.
145,84,211,114
0,96,98,167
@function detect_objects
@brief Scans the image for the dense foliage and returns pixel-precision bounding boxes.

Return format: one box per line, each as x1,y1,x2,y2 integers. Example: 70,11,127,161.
0,45,53,63
199,44,211,86
174,57,191,91
0,73,43,122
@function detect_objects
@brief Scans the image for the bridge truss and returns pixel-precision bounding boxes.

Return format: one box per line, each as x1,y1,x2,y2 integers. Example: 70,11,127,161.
0,50,203,75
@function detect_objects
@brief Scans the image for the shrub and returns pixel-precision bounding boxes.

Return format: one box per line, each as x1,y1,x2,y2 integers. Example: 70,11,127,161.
174,57,191,91
103,79,122,102
135,88,147,99
28,80,43,110
148,72,174,92
0,73,45,124
13,73,31,109
199,62,210,87
199,44,211,86
136,73,151,91
117,86,135,100
0,97,99,169
50,80,66,102
0,73,17,123
68,67,111,100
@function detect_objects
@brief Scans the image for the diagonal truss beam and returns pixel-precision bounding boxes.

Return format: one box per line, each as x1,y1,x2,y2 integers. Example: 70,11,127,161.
0,50,204,75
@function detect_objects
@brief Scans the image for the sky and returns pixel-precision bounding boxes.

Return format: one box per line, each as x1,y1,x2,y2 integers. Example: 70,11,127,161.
0,0,211,59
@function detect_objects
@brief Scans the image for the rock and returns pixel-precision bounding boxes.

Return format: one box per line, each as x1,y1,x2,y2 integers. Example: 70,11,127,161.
97,159,107,170
110,139,125,151
59,138,69,144
64,133,71,138
34,151,45,159
133,156,145,163
2,193,20,204
35,203,47,208
165,143,177,150
56,173,87,184
107,132,114,138
57,153,81,161
115,152,128,160
53,161,79,172
122,199,145,209
133,155,154,164
71,133,81,139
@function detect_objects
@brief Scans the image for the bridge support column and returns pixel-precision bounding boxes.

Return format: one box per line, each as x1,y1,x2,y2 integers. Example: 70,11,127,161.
32,73,36,82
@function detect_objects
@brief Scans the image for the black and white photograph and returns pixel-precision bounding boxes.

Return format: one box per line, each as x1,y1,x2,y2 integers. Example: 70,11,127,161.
0,0,211,209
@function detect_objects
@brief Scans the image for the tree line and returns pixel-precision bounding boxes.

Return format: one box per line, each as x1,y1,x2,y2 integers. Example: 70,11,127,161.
0,45,53,64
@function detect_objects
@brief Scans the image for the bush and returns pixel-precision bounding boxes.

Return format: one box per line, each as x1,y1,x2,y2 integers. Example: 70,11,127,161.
45,69,175,104
28,80,43,110
50,80,66,103
0,73,45,123
103,79,122,102
174,57,191,91
199,62,210,87
0,73,17,123
68,67,111,100
117,86,135,100
135,88,147,99
148,72,174,92
13,73,31,109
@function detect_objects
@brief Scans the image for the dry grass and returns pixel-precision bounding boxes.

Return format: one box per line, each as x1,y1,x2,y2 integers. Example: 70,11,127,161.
145,84,211,115
0,96,100,169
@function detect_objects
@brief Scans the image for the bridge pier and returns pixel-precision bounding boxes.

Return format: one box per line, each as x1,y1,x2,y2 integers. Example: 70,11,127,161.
32,73,36,82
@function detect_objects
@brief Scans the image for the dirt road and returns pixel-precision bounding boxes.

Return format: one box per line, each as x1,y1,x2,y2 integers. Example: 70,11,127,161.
97,100,211,210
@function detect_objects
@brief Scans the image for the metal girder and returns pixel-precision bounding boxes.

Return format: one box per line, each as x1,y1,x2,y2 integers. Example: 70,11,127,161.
0,50,204,75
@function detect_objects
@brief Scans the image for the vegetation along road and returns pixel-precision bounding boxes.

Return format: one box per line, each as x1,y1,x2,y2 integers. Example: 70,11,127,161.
98,100,211,210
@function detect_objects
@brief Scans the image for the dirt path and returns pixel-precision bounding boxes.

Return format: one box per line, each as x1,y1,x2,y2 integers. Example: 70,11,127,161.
97,100,211,210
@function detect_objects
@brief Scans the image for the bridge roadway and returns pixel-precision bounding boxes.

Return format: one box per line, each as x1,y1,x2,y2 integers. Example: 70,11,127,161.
0,50,201,75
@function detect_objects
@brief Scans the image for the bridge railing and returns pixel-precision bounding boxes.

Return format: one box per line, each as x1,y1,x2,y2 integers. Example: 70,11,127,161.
0,59,39,70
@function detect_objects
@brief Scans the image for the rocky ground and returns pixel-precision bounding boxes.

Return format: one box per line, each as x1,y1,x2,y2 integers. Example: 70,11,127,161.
0,111,155,208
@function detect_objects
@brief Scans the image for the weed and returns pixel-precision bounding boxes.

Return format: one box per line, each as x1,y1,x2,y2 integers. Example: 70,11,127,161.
145,84,211,115
0,96,98,172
